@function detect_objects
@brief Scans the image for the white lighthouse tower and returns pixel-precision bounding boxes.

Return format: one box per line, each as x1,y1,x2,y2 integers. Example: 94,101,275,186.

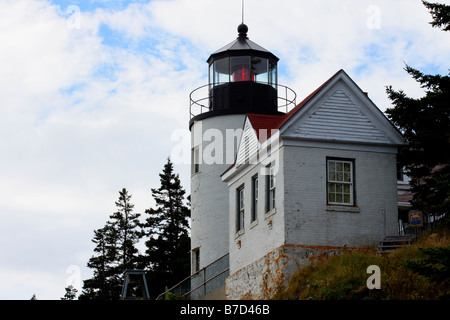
189,23,294,298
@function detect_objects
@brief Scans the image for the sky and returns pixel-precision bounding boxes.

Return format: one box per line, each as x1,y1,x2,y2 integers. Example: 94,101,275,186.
0,0,449,300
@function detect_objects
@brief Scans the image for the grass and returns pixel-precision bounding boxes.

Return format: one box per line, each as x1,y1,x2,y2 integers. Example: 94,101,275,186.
274,226,450,300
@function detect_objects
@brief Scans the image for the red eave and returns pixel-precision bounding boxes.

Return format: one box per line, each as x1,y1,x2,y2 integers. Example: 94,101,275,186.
246,113,285,142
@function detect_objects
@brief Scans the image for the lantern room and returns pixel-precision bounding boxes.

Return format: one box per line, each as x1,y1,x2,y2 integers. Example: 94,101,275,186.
189,23,296,127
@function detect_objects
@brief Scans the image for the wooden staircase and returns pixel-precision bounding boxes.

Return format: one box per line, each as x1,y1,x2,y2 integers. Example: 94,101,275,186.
378,234,416,254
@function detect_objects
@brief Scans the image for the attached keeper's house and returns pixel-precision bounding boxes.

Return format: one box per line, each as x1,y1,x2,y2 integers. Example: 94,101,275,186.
221,68,406,299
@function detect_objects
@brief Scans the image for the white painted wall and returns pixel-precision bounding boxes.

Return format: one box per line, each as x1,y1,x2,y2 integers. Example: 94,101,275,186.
226,147,286,275
190,114,245,272
226,139,399,274
283,140,399,247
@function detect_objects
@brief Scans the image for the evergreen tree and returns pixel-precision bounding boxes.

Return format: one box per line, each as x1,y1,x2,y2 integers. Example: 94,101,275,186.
110,188,142,271
80,188,142,300
61,285,78,300
143,158,190,298
422,1,450,31
385,1,450,219
79,224,119,299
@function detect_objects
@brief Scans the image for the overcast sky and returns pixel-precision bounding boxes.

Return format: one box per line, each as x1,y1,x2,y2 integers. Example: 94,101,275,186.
0,0,449,300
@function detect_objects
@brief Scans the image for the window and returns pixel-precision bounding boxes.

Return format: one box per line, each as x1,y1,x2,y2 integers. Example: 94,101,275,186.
213,57,230,85
327,159,354,205
192,147,200,174
396,161,405,181
266,164,275,211
269,60,277,89
231,56,252,82
252,57,268,84
192,248,200,273
251,175,258,222
237,185,245,231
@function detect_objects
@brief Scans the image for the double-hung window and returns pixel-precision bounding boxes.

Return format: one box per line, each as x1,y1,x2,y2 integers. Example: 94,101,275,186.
237,186,245,231
327,159,354,206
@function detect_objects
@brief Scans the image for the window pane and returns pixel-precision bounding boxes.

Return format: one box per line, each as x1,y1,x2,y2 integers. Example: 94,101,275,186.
344,173,350,182
214,58,229,85
328,192,335,203
271,189,275,209
328,183,336,193
344,194,351,204
252,57,268,84
269,60,277,88
344,163,351,173
329,171,336,181
344,184,351,194
329,161,335,174
209,63,214,86
231,56,251,82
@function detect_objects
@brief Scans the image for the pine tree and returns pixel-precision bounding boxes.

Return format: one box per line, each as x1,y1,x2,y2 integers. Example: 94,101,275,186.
109,188,142,271
61,285,78,300
422,1,450,31
80,188,142,300
79,224,120,300
143,158,190,298
385,1,450,219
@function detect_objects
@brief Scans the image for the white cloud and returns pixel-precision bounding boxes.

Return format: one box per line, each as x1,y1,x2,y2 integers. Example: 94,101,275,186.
0,0,449,299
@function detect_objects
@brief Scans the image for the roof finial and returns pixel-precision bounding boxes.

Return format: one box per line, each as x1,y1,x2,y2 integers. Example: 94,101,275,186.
238,0,248,38
242,0,245,24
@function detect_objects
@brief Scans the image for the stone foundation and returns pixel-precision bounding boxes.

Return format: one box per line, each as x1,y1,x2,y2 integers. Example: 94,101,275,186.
225,244,345,300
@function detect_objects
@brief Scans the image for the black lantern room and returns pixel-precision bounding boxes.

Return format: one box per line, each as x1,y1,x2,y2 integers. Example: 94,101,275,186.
190,24,289,126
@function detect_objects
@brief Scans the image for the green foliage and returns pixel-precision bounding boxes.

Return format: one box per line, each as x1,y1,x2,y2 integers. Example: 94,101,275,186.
275,228,450,300
422,0,450,31
61,285,78,300
79,159,191,300
385,1,450,217
79,188,142,300
405,247,450,283
142,158,191,298
165,291,184,300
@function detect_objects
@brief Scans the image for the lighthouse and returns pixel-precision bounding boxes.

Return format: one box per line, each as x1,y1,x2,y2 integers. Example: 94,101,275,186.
189,23,295,275
187,20,404,300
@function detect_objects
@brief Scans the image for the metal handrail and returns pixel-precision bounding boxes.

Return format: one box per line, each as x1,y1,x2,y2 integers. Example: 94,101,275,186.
183,267,230,297
189,83,297,119
156,253,230,300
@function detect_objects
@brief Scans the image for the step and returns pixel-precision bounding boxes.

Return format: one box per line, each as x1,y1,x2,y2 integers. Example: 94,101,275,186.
377,235,416,254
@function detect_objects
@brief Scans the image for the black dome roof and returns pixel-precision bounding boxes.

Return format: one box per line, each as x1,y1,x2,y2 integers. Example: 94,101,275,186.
207,24,279,64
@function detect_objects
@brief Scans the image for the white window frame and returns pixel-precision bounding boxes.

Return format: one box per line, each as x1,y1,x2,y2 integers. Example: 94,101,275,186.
327,159,354,206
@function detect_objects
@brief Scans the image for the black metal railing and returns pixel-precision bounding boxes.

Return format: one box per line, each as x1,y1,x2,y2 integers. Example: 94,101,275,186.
189,83,297,119
156,253,229,300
